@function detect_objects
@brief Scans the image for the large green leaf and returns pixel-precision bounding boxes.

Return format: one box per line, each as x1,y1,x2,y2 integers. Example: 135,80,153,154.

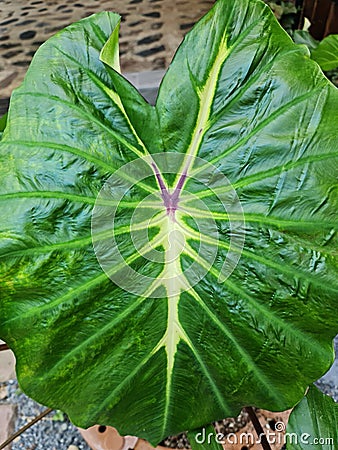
0,0,337,444
286,385,338,449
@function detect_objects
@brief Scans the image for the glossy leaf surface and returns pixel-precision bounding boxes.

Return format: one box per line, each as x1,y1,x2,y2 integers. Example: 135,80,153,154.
287,385,338,449
0,0,338,444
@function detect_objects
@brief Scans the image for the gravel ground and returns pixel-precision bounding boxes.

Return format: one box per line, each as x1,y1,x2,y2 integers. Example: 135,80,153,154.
0,380,90,450
0,336,337,450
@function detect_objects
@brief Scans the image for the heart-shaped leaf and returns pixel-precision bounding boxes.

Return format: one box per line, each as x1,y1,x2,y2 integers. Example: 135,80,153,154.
286,385,338,449
0,0,337,444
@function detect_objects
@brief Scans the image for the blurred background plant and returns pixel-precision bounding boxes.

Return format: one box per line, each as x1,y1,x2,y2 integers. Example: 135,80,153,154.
264,0,298,33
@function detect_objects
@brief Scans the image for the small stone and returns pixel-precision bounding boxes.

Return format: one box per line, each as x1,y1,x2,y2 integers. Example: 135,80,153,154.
0,385,8,400
0,349,16,382
0,404,17,445
60,422,68,431
67,446,79,450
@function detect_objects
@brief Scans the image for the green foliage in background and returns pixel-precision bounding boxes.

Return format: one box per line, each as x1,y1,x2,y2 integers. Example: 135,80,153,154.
287,385,338,450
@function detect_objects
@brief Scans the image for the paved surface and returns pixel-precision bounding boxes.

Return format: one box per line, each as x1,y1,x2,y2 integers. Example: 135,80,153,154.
0,0,213,99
